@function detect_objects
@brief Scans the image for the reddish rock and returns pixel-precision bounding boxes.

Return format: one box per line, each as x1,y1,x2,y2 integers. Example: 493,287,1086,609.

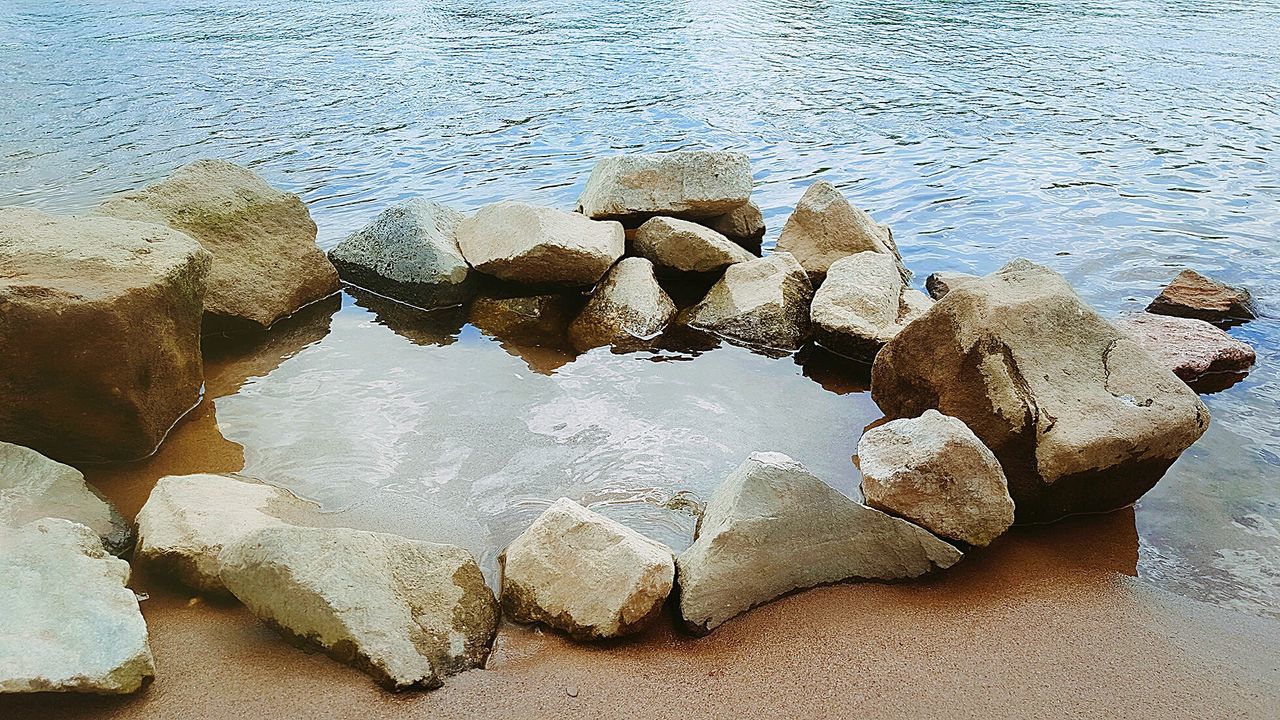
1114,312,1255,387
1147,269,1257,325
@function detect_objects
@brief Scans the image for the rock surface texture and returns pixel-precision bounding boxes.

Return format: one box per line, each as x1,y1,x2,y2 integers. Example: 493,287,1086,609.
0,441,132,555
1115,312,1256,386
680,252,814,351
775,180,903,282
0,518,154,694
0,208,210,463
925,271,979,300
327,199,473,309
858,410,1015,547
99,159,339,331
470,293,580,348
500,498,675,639
456,202,623,286
706,201,766,245
219,526,498,691
676,452,962,635
576,151,753,223
567,258,677,351
871,260,1210,523
633,216,754,273
811,251,933,362
1146,269,1258,325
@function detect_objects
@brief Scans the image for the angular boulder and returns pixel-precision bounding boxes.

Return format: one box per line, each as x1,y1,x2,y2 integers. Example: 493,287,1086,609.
871,260,1210,523
500,498,675,639
456,202,623,286
0,518,154,694
1147,269,1257,325
0,441,132,555
706,201,765,245
567,258,677,351
775,180,904,282
925,270,978,300
811,251,933,362
633,216,754,273
1114,312,1256,386
99,159,339,331
0,208,210,463
679,252,814,351
576,151,753,223
676,452,961,634
327,199,473,309
858,410,1015,547
219,526,498,691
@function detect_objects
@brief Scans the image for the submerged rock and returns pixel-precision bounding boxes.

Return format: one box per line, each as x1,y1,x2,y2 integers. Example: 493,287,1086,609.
633,216,754,273
328,199,473,309
470,293,580,347
871,260,1210,523
680,252,814,351
775,180,903,282
567,257,677,351
456,202,623,287
219,526,498,692
925,270,979,300
810,251,933,362
1114,312,1256,387
576,151,753,223
0,442,132,555
1147,269,1257,325
0,518,154,694
676,452,961,635
99,159,339,331
858,410,1015,547
705,201,766,245
0,208,210,463
500,498,675,639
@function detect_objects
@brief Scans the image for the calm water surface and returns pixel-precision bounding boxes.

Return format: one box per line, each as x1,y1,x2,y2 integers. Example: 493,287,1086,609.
1,1,1277,615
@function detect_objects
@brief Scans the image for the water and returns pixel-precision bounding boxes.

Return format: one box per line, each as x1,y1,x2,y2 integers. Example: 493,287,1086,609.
1,0,1277,615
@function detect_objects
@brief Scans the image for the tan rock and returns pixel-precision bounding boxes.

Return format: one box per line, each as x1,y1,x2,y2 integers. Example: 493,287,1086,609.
1115,312,1256,387
576,151,753,223
633,216,754,273
1147,269,1257,325
811,251,932,362
706,201,765,244
470,293,580,348
680,252,813,351
456,202,623,286
568,258,677,351
0,441,131,555
775,180,903,282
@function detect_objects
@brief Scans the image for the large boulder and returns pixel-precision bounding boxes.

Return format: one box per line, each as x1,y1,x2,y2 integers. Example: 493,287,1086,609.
456,202,623,286
633,216,754,273
775,180,904,282
99,159,339,330
0,442,131,555
500,498,674,639
219,526,499,691
135,473,316,593
1114,312,1256,387
676,452,962,635
0,518,154,694
705,201,765,245
858,410,1014,547
567,258,677,351
327,199,473,309
871,260,1210,523
679,252,814,351
810,251,933,362
576,151,753,223
0,208,210,463
1147,269,1257,325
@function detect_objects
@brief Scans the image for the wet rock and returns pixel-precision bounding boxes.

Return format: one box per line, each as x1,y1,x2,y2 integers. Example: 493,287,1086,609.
676,452,961,634
705,201,766,245
633,216,755,273
775,180,904,282
328,199,473,309
858,410,1015,547
219,525,499,692
470,293,580,347
576,151,753,223
925,270,979,300
567,258,677,351
679,252,814,351
1147,269,1257,325
1114,312,1256,386
99,159,339,331
0,208,210,463
0,442,132,555
0,518,154,694
500,498,675,639
456,202,623,287
871,260,1210,523
811,251,933,362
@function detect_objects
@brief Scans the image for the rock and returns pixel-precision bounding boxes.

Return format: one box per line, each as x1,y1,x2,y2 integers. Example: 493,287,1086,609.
706,201,765,244
0,208,210,463
775,180,904,282
500,498,675,639
925,271,979,300
576,151,753,223
1114,312,1256,386
633,216,755,273
871,260,1210,523
857,410,1015,547
1147,269,1257,325
327,199,473,309
0,442,132,555
135,474,316,593
810,251,933,362
567,258,677,351
0,518,154,694
470,293,580,348
219,526,499,692
679,252,814,351
99,159,339,330
456,202,623,287
676,452,961,634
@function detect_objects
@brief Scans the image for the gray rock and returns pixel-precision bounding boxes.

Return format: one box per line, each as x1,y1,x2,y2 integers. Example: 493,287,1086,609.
567,258,676,351
925,270,979,300
456,202,623,286
633,216,754,273
775,180,904,282
680,252,814,351
576,151,753,223
1114,312,1256,386
1147,269,1257,325
0,441,132,555
706,201,765,244
811,251,933,362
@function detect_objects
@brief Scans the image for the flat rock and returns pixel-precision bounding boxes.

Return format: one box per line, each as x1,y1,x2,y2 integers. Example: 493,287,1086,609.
858,410,1015,547
676,452,961,634
680,252,814,351
871,259,1210,523
328,199,473,309
0,208,210,463
811,251,933,362
567,258,677,351
576,151,753,223
775,180,904,282
0,518,154,694
219,526,499,692
925,270,979,300
633,216,754,273
705,201,765,244
0,441,132,555
500,498,675,639
99,159,339,331
456,202,623,286
1114,312,1256,386
1147,269,1257,325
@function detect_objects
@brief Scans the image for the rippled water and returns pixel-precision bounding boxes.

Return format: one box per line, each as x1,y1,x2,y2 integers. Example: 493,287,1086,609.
2,1,1278,614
